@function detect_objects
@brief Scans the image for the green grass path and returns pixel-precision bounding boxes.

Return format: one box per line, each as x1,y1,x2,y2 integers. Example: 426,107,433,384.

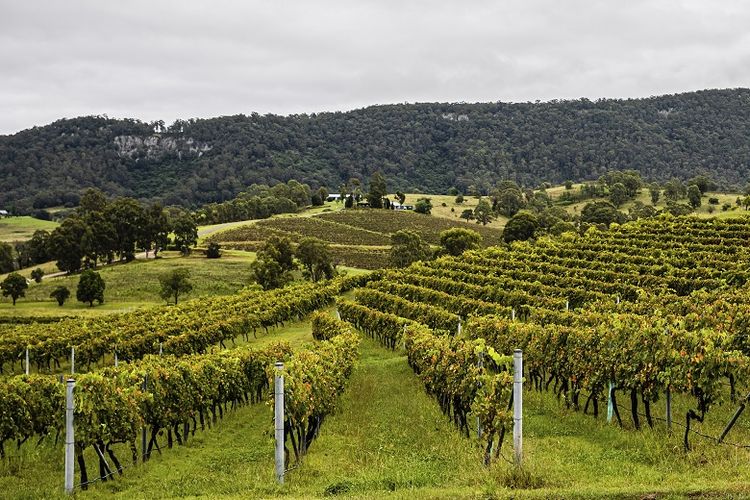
79,336,486,499
9,329,750,498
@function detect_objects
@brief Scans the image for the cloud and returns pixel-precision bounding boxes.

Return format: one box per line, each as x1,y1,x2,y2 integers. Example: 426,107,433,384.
1,0,749,134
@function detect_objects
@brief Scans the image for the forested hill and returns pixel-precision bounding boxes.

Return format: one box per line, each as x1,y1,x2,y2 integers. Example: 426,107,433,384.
2,88,750,211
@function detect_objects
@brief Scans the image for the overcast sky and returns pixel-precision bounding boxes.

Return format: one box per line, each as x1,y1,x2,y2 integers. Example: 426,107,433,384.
2,0,749,134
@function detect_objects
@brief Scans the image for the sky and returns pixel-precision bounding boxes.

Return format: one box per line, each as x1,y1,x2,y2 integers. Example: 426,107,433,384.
1,0,750,135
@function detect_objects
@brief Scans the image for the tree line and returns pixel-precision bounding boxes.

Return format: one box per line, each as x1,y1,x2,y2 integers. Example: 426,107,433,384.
0,188,198,275
4,89,750,212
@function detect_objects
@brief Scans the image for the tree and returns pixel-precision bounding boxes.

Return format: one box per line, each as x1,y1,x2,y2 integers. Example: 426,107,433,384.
663,179,686,202
48,216,88,272
250,236,297,290
455,194,464,204
139,203,171,258
395,192,406,205
494,188,524,217
82,210,117,266
105,197,144,261
27,230,51,265
414,198,432,215
76,269,105,307
366,171,388,209
649,183,660,205
251,257,291,290
0,242,14,274
50,286,70,306
206,242,222,259
30,268,44,283
580,201,623,226
78,188,108,215
473,199,494,225
687,185,702,208
439,228,482,256
172,212,198,255
609,182,629,207
296,237,335,282
159,268,193,305
460,208,474,221
503,212,539,243
688,175,716,194
564,180,573,190
1,273,28,305
344,195,354,209
263,236,296,272
390,230,431,268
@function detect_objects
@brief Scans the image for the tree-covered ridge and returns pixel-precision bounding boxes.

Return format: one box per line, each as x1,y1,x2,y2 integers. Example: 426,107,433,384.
3,88,750,212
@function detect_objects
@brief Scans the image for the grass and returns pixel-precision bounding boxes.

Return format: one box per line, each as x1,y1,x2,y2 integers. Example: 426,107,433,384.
0,250,258,317
4,321,750,498
554,188,746,220
0,216,58,242
404,193,509,230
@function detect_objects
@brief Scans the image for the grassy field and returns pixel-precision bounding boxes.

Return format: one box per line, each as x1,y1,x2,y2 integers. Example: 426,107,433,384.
0,250,258,317
5,322,750,498
402,193,509,230
545,185,746,219
0,216,58,242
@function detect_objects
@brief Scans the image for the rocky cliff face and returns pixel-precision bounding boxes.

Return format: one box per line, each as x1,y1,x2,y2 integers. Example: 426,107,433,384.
113,134,211,160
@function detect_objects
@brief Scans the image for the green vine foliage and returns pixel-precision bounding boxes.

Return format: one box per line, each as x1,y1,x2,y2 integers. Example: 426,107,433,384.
278,317,360,464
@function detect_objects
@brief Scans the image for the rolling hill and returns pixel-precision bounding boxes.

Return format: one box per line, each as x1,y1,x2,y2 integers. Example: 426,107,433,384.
2,88,750,212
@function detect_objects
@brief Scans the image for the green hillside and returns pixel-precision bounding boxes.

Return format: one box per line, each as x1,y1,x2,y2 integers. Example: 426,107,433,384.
3,89,750,211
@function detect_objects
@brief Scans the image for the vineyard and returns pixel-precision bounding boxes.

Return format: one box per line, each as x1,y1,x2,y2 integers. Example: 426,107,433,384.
208,208,505,269
340,215,750,454
2,214,750,497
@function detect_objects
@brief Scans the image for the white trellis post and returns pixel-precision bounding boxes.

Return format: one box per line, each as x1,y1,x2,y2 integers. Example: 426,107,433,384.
114,351,118,368
513,349,523,466
274,362,285,485
70,347,75,374
511,308,516,321
64,378,75,494
25,347,30,375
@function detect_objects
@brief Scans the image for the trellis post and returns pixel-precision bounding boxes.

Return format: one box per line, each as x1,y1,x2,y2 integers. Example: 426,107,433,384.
513,349,523,466
274,362,285,484
64,378,75,494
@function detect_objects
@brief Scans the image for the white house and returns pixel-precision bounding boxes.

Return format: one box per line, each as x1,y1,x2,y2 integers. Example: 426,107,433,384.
326,194,342,202
0,210,8,217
